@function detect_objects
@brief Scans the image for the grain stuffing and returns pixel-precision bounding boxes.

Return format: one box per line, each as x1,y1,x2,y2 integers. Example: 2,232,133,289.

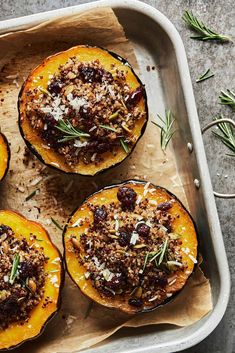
70,186,187,308
0,225,47,329
25,57,145,166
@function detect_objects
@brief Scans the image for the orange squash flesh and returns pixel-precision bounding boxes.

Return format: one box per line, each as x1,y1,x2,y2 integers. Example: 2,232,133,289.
63,180,198,314
0,211,63,351
0,133,10,182
18,45,148,176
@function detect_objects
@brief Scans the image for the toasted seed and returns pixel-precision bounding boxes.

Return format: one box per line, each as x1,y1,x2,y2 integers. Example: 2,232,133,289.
135,287,143,298
1,242,9,253
71,237,80,249
134,244,147,249
0,290,8,302
28,279,37,293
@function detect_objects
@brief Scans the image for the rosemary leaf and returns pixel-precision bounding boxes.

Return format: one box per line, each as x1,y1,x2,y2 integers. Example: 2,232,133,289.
158,238,168,266
99,124,118,132
84,301,93,319
196,68,214,83
51,217,63,231
212,115,235,156
219,90,235,110
152,110,176,153
25,189,39,201
56,120,90,143
9,254,20,285
182,10,232,42
142,251,149,272
120,138,129,153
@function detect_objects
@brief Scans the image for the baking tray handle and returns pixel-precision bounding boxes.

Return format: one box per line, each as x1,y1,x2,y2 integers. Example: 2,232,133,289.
202,118,235,199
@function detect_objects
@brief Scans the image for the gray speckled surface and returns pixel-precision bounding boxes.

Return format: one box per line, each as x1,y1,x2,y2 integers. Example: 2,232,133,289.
0,0,234,352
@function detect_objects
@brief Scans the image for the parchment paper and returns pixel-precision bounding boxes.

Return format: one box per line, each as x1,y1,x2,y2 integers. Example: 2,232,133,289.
0,7,212,352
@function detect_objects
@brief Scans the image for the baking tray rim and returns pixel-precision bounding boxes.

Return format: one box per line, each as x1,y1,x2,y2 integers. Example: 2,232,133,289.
0,0,230,352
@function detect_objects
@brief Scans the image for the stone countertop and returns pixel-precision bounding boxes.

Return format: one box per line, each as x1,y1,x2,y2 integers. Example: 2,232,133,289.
0,0,234,352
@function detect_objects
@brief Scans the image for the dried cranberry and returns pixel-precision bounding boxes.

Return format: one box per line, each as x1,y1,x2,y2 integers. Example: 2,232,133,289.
118,230,131,246
117,186,137,211
48,80,62,95
93,206,107,225
0,224,11,236
148,271,168,287
128,298,143,307
125,86,143,108
157,202,172,211
79,67,102,83
0,296,20,316
18,261,38,279
136,223,150,237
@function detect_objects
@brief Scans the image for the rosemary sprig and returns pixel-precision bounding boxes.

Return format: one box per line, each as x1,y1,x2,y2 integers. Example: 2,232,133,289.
99,124,118,132
219,90,235,110
142,239,169,273
152,110,176,153
120,138,129,153
182,10,232,42
51,217,63,231
196,68,214,83
212,115,235,156
9,254,20,285
55,120,90,143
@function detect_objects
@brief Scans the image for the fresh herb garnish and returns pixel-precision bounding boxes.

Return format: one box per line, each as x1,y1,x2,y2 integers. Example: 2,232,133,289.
152,110,176,153
158,238,168,265
9,254,20,285
25,189,39,201
196,68,214,83
99,124,118,132
55,120,90,143
212,115,235,156
142,238,169,272
219,89,235,110
51,217,63,230
182,10,232,42
120,138,129,153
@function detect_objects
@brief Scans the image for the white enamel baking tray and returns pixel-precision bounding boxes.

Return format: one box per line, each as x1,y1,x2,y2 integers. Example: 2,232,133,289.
0,0,230,352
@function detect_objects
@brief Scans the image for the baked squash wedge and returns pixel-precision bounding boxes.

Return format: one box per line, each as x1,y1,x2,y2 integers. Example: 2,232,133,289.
0,210,63,350
63,180,198,314
18,45,148,176
0,132,10,182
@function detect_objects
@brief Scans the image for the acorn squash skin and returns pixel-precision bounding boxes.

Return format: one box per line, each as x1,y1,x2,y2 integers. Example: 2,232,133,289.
18,45,148,176
63,180,198,314
0,210,64,351
0,132,10,182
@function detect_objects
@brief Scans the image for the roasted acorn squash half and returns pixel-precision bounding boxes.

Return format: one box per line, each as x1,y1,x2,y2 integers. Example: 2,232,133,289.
0,132,10,182
63,180,198,314
18,45,148,176
0,210,63,351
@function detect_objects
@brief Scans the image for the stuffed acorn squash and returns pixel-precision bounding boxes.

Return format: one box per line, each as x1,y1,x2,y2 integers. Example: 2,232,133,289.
18,45,148,176
0,132,10,182
63,180,198,314
0,210,63,350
